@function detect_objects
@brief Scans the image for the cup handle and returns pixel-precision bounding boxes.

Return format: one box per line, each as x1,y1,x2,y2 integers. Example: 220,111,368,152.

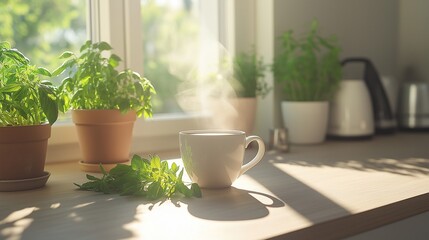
239,136,266,176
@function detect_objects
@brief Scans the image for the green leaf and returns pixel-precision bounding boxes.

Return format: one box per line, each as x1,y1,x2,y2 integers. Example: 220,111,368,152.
79,76,90,86
59,51,74,59
131,155,144,170
37,67,52,77
170,162,178,174
0,84,21,93
70,89,83,103
13,87,28,101
3,49,29,64
109,54,121,67
191,183,202,197
99,164,108,175
150,155,161,170
41,80,53,86
147,181,164,200
0,41,11,49
38,84,59,125
52,58,76,76
86,174,100,181
178,169,184,181
80,40,92,52
12,103,28,120
109,164,132,177
97,41,113,51
121,182,139,196
176,182,192,197
134,82,144,96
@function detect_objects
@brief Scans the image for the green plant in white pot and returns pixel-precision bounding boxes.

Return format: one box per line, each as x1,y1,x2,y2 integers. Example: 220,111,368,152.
227,50,270,134
54,41,155,171
0,41,58,190
273,20,342,144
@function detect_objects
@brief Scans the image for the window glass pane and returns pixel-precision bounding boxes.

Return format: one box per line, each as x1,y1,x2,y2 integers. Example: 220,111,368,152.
0,0,88,121
141,0,201,114
0,0,87,78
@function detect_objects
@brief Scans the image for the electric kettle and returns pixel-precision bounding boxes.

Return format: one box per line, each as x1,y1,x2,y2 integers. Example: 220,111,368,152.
328,80,374,138
328,58,396,138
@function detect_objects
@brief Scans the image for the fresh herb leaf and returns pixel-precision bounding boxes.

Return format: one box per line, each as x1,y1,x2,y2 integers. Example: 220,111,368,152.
131,155,144,170
37,67,52,77
191,183,202,198
59,51,74,59
75,154,202,200
0,41,59,126
86,174,100,181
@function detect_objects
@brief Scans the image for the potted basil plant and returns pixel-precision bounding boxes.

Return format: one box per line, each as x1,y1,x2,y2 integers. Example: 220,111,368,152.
229,50,270,134
273,20,342,144
0,41,58,189
54,41,155,171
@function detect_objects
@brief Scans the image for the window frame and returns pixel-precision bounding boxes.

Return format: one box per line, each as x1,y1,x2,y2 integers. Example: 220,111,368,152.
47,0,231,162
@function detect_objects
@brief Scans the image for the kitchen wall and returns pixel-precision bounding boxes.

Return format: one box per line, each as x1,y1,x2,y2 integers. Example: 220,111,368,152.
237,0,427,138
274,0,399,79
398,0,429,83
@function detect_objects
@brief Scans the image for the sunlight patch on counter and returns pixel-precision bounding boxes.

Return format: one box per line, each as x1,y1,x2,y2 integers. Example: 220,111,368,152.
271,161,429,213
50,203,61,209
72,201,95,209
0,207,39,240
0,207,39,225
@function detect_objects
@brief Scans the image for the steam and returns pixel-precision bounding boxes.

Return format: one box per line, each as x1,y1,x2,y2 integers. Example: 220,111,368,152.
154,12,256,133
176,72,240,130
172,39,242,130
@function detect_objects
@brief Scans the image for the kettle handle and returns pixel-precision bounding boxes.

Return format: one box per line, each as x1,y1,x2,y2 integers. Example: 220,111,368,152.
341,57,395,132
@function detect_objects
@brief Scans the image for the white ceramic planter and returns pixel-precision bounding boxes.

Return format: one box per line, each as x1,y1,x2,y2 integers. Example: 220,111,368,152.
281,101,329,144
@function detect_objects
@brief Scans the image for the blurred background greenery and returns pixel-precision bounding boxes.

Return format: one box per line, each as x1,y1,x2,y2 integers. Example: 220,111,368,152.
0,0,86,86
141,0,199,114
0,0,200,114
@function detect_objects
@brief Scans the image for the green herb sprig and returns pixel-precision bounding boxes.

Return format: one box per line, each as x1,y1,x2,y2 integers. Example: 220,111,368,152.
273,20,342,101
232,50,270,98
0,41,58,126
75,154,202,200
54,41,155,118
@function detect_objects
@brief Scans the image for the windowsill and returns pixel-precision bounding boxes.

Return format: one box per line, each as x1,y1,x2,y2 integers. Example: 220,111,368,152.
47,112,211,163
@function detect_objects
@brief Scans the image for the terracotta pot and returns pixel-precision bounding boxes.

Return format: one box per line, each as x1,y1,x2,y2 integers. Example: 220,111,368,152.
72,109,136,164
230,98,257,134
0,124,51,180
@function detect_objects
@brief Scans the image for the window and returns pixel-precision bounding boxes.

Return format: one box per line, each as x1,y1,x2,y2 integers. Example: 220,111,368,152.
0,0,87,82
139,0,230,117
0,0,88,123
131,0,226,153
141,0,201,114
1,0,230,162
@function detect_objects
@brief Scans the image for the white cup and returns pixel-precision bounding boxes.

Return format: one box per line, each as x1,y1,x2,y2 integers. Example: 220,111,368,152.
179,130,265,188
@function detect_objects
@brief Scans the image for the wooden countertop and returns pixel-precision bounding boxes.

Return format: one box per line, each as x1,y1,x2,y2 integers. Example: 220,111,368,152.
1,132,429,240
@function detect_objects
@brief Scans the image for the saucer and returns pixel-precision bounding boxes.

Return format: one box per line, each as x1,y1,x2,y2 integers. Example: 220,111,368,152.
78,161,129,173
0,171,50,192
